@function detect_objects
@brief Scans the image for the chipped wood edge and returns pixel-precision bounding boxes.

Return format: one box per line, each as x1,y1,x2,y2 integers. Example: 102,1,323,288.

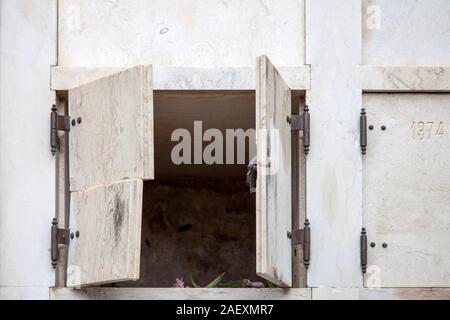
361,66,450,92
140,65,155,180
51,66,311,91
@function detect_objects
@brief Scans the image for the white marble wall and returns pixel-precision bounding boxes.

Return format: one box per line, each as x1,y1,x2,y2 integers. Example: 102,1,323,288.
306,0,362,288
1,0,449,299
58,0,306,67
0,0,57,292
362,0,450,65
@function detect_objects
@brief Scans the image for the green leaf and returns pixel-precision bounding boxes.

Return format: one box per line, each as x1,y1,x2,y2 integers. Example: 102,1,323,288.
206,272,226,288
190,274,199,288
219,279,245,288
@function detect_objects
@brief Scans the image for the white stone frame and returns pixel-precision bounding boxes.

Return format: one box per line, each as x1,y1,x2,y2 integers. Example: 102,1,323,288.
2,0,450,300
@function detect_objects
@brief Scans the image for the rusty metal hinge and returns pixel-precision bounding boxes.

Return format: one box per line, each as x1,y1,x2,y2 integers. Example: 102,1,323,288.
288,219,311,269
360,108,367,155
51,218,70,269
360,227,368,274
287,105,310,155
50,105,70,155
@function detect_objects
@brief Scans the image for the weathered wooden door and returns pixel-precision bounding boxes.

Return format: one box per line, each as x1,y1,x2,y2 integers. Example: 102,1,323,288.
256,55,293,287
363,93,450,287
67,66,154,287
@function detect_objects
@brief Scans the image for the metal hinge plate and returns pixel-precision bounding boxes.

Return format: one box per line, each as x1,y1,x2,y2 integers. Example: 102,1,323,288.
288,219,311,269
51,218,69,268
360,108,367,155
289,115,304,131
360,228,368,274
50,105,70,155
287,106,310,155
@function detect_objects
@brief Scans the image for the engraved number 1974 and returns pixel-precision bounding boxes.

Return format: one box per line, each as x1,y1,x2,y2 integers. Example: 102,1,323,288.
411,121,444,140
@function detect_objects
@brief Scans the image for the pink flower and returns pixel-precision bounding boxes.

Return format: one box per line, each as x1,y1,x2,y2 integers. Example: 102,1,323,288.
173,278,187,288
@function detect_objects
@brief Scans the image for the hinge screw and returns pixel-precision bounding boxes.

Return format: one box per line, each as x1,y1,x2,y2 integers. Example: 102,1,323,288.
77,117,82,124
71,119,76,127
370,242,376,248
381,125,387,131
382,243,388,248
369,125,374,131
76,231,80,238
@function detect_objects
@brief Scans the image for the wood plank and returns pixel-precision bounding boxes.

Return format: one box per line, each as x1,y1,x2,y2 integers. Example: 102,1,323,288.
51,66,311,91
67,179,143,288
361,66,450,92
69,65,154,191
51,288,311,300
363,93,450,287
256,55,292,287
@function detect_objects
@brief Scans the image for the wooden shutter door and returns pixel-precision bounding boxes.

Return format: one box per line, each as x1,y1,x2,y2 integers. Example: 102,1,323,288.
256,56,293,287
67,66,154,287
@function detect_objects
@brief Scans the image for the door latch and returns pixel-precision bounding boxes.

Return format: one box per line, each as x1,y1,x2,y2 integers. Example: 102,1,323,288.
246,157,257,194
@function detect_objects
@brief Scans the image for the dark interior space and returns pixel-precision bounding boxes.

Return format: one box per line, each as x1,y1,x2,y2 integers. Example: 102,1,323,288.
122,178,256,287
116,90,303,288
